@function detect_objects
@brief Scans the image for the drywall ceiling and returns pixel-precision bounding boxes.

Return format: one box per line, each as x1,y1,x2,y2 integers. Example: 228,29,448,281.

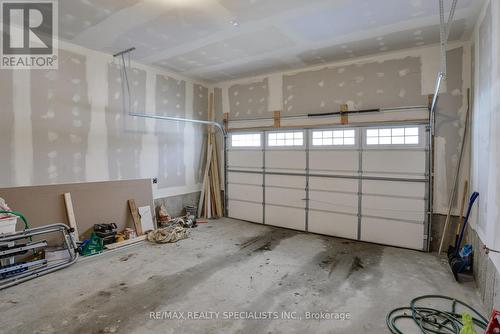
60,0,484,83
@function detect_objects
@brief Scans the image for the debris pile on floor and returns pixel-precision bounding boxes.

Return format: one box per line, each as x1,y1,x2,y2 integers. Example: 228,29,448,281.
147,224,190,244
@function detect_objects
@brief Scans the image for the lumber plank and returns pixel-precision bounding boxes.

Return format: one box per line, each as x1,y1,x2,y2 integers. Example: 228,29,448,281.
273,111,281,128
63,193,79,242
198,144,213,217
128,199,143,236
105,235,147,250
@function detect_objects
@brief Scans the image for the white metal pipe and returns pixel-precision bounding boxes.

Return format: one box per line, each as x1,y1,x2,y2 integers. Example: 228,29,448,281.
128,112,226,136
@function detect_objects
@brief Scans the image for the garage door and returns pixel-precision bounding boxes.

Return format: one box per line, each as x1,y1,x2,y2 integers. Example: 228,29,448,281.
227,124,429,251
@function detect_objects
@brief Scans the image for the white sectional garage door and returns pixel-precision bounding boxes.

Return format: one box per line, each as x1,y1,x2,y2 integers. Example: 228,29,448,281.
227,124,429,251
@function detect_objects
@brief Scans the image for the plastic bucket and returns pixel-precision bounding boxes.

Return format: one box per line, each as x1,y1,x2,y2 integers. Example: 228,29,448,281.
0,216,17,235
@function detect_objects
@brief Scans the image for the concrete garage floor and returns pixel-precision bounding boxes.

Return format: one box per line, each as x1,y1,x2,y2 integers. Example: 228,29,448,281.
0,218,484,334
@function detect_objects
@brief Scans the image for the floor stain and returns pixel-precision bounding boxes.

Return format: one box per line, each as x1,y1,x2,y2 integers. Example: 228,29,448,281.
347,256,364,278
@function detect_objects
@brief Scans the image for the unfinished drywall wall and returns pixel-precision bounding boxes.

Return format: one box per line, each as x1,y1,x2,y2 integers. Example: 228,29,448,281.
193,84,209,120
0,39,209,201
106,63,146,180
433,47,468,212
214,87,223,123
155,75,187,188
470,0,500,277
0,69,13,186
283,57,423,115
228,78,270,120
31,50,91,185
474,1,494,244
192,84,209,184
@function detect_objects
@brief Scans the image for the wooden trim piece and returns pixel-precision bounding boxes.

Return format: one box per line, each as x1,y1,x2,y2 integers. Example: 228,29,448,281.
128,199,143,235
273,111,281,128
105,235,147,250
227,118,430,132
340,104,349,125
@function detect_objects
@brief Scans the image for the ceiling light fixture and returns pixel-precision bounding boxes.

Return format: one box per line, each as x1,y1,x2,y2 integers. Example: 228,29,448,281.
230,20,239,27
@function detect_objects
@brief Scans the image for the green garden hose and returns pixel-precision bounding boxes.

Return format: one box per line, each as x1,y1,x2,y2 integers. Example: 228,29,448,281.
386,295,488,334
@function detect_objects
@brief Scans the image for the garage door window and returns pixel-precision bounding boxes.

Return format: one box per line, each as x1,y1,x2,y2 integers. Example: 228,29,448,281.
231,133,261,147
312,129,356,146
366,127,419,145
268,131,304,147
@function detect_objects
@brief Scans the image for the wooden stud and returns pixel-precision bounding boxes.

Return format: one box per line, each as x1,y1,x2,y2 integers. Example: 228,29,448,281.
273,111,281,128
128,199,143,236
63,193,79,242
340,104,349,124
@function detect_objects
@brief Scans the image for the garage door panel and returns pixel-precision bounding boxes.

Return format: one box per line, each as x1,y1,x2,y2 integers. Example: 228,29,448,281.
228,124,428,251
363,150,426,177
361,217,424,250
309,151,358,175
266,174,305,188
229,200,263,224
363,179,425,198
266,187,305,208
309,211,357,239
266,205,305,231
228,172,262,185
228,150,262,170
309,177,358,193
228,184,262,203
362,195,425,221
266,150,305,172
309,190,358,214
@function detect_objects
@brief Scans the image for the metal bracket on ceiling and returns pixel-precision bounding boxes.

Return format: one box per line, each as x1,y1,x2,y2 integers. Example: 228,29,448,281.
113,47,136,58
